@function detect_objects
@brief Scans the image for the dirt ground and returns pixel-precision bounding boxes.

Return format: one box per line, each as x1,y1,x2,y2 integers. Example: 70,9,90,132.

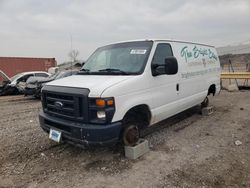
0,90,250,188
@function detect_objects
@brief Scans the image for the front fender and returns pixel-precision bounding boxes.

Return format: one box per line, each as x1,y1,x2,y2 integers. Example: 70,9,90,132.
111,90,152,123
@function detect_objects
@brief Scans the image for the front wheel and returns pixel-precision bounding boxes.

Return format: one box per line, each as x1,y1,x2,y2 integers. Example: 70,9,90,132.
122,125,140,146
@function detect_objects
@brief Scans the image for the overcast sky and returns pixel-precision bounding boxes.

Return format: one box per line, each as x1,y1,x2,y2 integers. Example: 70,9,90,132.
0,0,250,63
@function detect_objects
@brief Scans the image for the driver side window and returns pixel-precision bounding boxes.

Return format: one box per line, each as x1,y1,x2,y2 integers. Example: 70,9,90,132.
17,74,34,83
152,43,173,66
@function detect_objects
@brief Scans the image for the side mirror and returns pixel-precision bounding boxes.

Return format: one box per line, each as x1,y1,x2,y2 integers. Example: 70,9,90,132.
165,57,178,75
152,57,178,76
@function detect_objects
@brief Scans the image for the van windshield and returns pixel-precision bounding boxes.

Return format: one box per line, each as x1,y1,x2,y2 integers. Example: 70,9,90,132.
79,41,153,75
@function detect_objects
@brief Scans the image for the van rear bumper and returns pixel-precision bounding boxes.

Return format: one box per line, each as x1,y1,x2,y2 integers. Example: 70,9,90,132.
39,111,122,146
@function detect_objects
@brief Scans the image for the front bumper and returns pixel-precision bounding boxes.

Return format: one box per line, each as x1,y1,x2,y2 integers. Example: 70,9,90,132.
24,87,36,95
39,111,122,146
24,85,41,97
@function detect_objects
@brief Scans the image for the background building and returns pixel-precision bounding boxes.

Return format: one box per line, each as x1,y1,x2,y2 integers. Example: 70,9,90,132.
0,57,57,77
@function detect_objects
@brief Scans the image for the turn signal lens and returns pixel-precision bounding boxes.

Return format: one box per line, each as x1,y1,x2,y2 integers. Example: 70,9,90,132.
96,99,105,107
95,98,114,107
107,99,114,106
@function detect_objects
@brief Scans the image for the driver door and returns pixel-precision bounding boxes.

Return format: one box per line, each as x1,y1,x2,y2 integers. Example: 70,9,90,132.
149,43,180,124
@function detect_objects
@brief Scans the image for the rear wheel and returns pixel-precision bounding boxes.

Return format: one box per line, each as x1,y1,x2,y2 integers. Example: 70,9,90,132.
201,96,209,108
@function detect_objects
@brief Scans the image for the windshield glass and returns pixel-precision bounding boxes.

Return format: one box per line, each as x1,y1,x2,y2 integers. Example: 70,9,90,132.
55,72,67,79
80,41,153,75
48,72,59,79
10,73,23,81
48,71,67,80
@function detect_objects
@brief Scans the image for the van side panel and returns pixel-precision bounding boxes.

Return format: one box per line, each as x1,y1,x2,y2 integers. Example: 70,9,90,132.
170,42,220,112
148,41,220,125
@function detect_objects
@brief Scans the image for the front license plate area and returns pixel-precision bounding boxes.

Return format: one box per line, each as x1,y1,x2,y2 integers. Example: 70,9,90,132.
49,129,62,143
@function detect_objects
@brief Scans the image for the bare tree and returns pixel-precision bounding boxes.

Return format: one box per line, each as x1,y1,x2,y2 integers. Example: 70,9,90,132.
68,49,79,63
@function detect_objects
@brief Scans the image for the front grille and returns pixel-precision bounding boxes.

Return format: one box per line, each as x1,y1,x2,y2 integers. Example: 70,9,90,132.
42,86,89,122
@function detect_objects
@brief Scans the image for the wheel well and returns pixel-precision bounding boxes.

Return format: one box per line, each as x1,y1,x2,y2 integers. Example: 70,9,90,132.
208,84,216,96
123,104,151,129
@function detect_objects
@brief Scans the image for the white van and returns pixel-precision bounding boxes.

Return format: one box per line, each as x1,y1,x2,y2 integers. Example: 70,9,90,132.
39,39,221,146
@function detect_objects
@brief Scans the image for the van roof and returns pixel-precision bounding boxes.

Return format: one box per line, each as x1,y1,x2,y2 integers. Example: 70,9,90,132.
107,39,215,48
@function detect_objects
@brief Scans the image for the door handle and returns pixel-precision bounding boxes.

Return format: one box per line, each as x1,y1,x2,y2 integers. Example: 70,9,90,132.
176,83,179,94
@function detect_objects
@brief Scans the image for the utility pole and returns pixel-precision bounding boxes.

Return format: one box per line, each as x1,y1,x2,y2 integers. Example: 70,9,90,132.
70,34,73,72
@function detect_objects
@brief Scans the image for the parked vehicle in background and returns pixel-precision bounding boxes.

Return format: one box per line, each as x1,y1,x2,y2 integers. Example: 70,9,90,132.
39,39,221,147
24,70,79,98
0,70,11,95
48,67,59,74
0,71,50,96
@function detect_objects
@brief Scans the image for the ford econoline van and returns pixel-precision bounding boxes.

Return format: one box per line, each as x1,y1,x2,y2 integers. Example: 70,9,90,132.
39,39,221,146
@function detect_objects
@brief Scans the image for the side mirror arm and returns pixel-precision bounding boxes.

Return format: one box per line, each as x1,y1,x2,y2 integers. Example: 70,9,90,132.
152,64,166,76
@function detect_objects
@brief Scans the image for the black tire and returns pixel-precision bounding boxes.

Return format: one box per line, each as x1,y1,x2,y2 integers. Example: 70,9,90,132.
201,97,209,108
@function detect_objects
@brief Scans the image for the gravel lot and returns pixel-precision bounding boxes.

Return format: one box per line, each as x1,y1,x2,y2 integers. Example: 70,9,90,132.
0,90,250,188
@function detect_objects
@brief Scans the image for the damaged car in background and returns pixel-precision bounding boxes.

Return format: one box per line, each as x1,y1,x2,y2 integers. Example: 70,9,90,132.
0,70,11,95
24,70,79,98
0,71,50,96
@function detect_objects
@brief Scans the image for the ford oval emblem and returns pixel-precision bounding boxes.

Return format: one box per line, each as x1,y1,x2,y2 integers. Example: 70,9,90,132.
54,101,63,108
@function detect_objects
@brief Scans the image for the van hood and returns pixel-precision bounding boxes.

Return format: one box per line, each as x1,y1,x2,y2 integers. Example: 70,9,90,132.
46,75,133,97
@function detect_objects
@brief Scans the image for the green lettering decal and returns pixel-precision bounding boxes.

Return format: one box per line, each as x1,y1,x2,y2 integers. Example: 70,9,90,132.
208,49,218,60
180,46,218,62
181,46,192,62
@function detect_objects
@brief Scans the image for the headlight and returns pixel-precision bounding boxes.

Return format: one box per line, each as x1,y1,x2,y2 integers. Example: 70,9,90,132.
97,111,106,119
89,97,115,124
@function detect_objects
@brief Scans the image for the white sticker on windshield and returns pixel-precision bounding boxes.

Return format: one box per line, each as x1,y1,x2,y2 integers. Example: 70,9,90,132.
130,49,147,54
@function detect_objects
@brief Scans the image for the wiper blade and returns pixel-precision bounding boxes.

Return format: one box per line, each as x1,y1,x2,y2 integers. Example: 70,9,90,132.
79,68,90,72
98,68,129,75
78,68,90,75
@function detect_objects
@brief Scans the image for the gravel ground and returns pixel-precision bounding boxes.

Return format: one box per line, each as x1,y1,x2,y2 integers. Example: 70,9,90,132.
0,90,250,188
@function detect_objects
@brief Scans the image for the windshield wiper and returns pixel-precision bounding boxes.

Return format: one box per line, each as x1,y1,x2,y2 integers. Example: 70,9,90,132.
98,68,129,75
79,68,90,72
78,68,90,75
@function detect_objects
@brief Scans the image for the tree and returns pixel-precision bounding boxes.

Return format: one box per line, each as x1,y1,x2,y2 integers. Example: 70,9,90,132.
68,49,79,63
